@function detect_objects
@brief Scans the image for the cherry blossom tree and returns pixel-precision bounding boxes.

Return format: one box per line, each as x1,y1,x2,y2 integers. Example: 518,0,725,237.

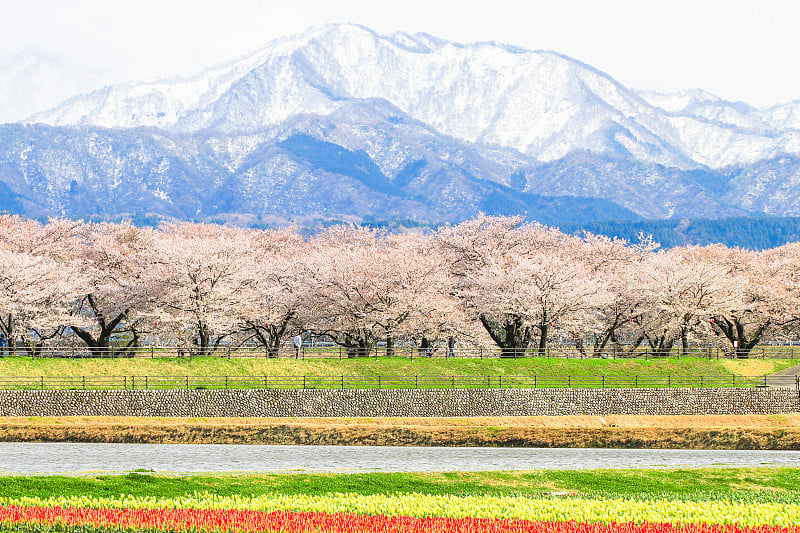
438,216,611,356
233,228,306,357
627,246,729,356
66,222,158,356
0,248,78,353
2,213,800,360
562,233,652,357
300,226,448,357
703,245,792,357
0,216,85,352
147,223,253,356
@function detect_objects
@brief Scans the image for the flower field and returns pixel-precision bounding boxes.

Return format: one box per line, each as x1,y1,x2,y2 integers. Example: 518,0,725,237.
0,491,798,533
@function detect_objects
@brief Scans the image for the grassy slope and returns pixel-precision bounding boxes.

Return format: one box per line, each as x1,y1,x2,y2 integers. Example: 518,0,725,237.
0,357,793,379
1,469,799,502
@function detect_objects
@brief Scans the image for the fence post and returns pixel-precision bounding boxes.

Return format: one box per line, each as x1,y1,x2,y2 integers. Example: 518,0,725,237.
151,346,154,359
378,376,381,390
303,375,306,389
41,376,44,390
185,376,189,390
635,376,638,388
225,376,228,390
700,375,703,388
568,375,571,388
341,375,344,390
499,375,502,389
452,376,455,389
415,375,418,389
82,376,85,390
124,375,127,390
602,375,605,388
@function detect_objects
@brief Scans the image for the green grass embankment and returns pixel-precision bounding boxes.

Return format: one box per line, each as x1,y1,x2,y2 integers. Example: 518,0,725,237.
0,356,792,381
1,468,799,502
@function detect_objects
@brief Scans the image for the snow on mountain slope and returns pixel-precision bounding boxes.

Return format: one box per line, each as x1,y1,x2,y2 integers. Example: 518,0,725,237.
637,89,800,167
761,100,800,132
24,24,800,170
17,25,692,168
638,89,767,130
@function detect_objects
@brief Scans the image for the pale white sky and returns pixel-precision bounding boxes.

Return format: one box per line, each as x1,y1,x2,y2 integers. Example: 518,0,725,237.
3,0,799,107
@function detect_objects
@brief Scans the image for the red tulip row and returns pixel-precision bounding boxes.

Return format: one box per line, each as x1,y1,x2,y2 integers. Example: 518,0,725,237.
1,506,800,533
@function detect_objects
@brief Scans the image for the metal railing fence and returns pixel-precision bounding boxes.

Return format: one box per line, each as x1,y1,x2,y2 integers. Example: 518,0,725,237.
1,344,799,360
0,373,795,390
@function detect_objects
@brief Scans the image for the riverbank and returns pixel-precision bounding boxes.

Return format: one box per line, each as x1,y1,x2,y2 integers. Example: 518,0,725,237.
2,415,799,449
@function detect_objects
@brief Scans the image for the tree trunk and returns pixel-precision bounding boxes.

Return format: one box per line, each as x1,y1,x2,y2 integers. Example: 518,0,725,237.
537,323,549,356
324,329,377,358
479,314,532,358
646,333,675,357
194,320,228,357
70,295,130,357
245,311,294,358
593,314,624,358
711,316,770,358
386,335,395,357
681,328,689,356
0,313,15,351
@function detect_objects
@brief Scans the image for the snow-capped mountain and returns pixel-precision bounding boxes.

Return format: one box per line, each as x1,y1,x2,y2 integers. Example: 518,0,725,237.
639,89,800,135
29,23,799,170
2,24,800,228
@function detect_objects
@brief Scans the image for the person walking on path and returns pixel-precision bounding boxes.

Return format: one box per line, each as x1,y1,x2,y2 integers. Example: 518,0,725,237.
420,336,430,357
0,333,6,356
447,335,455,358
293,332,303,359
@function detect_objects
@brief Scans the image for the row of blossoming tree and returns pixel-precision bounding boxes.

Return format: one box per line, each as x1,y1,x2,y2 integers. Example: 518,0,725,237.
1,214,799,358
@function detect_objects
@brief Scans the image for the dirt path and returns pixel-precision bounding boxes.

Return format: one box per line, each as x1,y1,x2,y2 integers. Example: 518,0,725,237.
2,415,800,449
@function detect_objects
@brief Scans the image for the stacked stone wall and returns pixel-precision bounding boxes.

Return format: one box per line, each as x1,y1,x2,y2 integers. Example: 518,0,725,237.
0,388,797,417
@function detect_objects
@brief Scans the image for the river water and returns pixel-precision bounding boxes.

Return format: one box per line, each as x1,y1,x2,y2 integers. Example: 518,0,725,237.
1,443,799,474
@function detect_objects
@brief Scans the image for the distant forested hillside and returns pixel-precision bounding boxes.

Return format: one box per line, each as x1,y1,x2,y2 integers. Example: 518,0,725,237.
560,217,800,250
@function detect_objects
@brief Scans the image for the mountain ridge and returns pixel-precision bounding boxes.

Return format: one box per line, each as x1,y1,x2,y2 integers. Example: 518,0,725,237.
27,23,800,169
0,23,798,233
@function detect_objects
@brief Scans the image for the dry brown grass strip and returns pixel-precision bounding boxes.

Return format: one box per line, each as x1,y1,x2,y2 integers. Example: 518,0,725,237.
1,415,799,449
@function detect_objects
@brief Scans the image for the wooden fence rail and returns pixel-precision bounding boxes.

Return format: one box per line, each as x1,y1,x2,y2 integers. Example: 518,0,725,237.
0,374,794,390
1,345,800,360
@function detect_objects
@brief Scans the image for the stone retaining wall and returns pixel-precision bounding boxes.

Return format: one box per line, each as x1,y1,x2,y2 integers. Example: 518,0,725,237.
0,388,798,417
